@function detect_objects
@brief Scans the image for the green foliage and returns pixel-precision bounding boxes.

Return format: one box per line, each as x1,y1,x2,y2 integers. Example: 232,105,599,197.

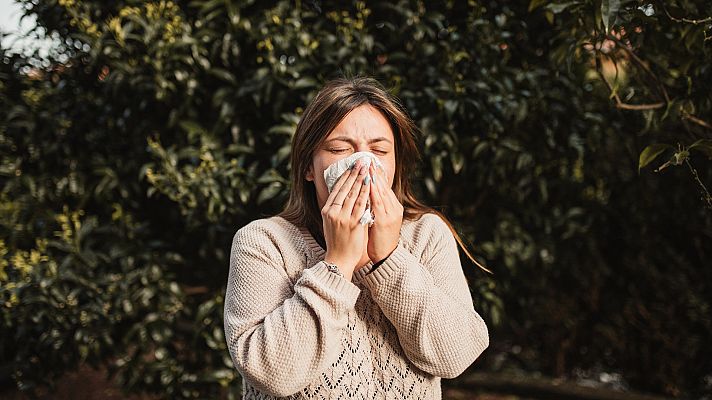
535,0,712,209
1,0,711,398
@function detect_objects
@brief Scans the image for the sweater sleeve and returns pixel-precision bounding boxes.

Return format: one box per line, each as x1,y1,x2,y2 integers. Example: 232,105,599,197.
223,223,361,397
359,216,489,379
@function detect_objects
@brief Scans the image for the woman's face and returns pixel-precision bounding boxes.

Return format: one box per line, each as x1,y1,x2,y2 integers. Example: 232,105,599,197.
306,104,396,210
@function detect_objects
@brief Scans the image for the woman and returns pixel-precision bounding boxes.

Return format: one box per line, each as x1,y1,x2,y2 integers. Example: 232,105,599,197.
224,77,489,399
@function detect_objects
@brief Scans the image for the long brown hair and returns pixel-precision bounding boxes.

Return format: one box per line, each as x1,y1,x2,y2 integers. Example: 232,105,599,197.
278,76,491,273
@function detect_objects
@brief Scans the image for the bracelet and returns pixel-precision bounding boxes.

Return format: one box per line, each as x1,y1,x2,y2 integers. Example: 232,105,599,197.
324,261,344,277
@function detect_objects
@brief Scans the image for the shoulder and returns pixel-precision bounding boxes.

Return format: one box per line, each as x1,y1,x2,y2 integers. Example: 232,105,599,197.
233,216,291,239
230,216,298,259
407,212,452,239
402,212,457,252
399,212,460,266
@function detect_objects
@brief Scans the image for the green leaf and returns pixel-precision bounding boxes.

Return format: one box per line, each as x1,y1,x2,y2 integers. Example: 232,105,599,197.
179,120,207,136
207,68,236,84
451,152,465,174
292,77,318,89
268,125,296,136
673,150,689,165
545,2,579,14
545,10,554,24
528,0,548,12
256,182,282,204
444,100,458,119
431,155,443,182
638,143,671,172
690,139,712,159
601,0,620,32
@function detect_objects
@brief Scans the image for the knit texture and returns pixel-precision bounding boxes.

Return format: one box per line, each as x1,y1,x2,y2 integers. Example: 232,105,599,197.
224,213,489,399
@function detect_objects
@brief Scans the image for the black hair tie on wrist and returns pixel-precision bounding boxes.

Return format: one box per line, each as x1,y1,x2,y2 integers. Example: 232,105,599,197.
371,247,396,271
372,258,387,270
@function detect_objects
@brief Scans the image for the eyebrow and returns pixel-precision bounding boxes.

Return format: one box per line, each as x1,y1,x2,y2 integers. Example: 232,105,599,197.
326,135,392,145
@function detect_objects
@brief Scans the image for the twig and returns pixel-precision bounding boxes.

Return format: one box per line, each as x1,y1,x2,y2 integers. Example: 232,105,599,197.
659,2,712,42
605,34,670,104
616,102,664,110
681,112,712,131
659,2,712,25
685,158,712,210
594,53,665,111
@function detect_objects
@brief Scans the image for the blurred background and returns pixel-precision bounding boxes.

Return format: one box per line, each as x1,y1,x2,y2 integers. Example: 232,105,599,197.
1,0,711,399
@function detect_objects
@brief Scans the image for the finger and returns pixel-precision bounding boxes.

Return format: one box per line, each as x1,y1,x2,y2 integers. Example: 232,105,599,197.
369,164,386,215
342,162,369,213
324,164,354,208
331,160,364,208
377,163,389,189
375,164,397,208
351,168,371,220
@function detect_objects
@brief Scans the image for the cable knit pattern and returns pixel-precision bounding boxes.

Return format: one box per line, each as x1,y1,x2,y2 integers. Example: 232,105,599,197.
223,213,489,399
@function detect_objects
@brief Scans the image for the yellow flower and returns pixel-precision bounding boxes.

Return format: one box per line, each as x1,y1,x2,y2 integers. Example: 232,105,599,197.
107,16,124,46
12,252,33,277
119,6,140,17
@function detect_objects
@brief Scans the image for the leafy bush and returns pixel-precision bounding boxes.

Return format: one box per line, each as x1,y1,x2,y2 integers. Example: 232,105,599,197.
1,0,710,398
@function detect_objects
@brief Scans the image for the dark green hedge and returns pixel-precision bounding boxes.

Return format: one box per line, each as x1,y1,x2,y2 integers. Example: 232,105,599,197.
1,0,711,398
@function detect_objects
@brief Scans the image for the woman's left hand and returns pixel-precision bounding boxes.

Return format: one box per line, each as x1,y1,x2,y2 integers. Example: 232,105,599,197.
367,163,403,263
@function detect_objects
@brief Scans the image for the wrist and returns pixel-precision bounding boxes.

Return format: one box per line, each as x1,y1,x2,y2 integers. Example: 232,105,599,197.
372,257,387,269
373,245,397,266
324,254,352,270
324,255,353,274
323,259,353,280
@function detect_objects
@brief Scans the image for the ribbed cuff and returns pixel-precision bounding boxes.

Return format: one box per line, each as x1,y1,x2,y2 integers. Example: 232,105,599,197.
307,261,362,308
370,246,396,271
360,243,417,291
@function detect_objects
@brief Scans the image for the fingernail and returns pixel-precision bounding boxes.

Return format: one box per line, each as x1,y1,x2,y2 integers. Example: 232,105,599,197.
359,164,367,175
364,175,371,185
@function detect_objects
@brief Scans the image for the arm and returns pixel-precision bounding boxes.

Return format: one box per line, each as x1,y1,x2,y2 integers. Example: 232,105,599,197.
223,224,361,397
361,216,489,378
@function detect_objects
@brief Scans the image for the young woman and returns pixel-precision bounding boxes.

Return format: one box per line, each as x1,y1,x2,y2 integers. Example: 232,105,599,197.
224,77,489,399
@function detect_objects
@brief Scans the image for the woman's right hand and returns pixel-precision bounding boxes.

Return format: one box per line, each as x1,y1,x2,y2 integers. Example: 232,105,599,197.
321,159,371,278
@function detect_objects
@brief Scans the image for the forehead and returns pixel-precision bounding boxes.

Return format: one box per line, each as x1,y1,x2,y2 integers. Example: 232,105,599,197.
326,104,394,142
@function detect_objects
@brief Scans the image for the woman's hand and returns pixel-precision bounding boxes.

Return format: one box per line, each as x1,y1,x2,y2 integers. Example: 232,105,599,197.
322,160,372,279
367,163,403,264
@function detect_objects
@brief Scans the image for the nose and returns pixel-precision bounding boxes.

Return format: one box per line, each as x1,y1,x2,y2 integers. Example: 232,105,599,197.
354,141,374,154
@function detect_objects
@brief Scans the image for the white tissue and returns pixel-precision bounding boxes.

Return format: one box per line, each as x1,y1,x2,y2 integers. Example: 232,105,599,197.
323,151,383,226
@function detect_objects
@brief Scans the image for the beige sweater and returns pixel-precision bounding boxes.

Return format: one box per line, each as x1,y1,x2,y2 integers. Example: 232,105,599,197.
223,213,489,399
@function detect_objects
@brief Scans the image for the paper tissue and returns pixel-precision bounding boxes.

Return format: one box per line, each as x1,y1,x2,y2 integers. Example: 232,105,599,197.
323,151,384,226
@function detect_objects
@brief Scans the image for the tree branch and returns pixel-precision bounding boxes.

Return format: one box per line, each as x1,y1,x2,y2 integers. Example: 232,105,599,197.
594,53,665,111
605,34,670,104
615,102,665,110
685,158,712,210
659,2,712,25
682,112,712,131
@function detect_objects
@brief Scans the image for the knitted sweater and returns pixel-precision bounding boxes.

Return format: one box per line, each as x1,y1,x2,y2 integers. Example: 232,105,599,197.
223,213,489,399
